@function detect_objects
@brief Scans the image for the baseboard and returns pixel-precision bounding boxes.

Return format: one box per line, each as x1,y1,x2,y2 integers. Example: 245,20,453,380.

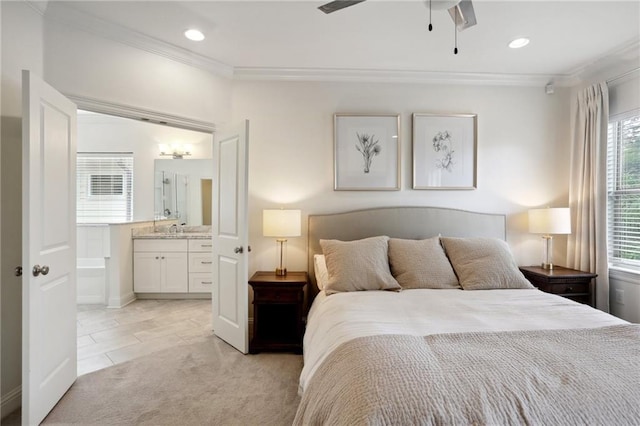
135,293,212,300
1,385,21,420
107,291,136,309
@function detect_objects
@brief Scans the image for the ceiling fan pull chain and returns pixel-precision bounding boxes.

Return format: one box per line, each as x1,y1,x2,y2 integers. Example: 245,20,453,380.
429,0,433,31
454,10,458,54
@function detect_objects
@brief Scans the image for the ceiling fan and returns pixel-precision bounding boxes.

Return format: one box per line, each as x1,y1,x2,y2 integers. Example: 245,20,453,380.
318,0,477,53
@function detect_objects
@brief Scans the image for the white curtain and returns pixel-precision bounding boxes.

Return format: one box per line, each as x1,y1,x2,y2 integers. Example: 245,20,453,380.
568,82,609,312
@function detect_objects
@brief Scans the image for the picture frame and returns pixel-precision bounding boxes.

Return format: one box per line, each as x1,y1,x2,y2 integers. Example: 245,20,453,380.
334,113,400,191
412,113,477,190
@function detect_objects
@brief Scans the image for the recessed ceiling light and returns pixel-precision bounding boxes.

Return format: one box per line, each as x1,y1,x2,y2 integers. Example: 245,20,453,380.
184,29,205,42
508,38,530,49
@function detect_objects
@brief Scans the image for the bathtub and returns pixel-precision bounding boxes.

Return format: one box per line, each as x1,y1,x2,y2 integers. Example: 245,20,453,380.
77,257,106,304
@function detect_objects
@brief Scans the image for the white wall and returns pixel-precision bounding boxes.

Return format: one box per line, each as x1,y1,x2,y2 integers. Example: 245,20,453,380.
0,1,44,418
78,112,212,222
231,80,572,276
43,19,232,125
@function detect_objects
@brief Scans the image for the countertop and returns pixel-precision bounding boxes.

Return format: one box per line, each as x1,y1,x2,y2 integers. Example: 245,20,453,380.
133,232,212,240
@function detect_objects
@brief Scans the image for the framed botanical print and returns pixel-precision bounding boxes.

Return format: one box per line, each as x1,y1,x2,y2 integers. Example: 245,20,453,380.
334,113,400,191
412,113,477,189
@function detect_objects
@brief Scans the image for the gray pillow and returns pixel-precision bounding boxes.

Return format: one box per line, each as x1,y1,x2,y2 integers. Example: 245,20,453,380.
440,237,533,290
388,237,460,289
320,236,401,295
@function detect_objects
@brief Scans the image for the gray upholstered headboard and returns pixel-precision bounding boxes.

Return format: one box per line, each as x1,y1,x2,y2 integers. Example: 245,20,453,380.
307,206,506,298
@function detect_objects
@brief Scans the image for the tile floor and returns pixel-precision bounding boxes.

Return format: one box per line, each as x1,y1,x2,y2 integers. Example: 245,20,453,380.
77,299,213,376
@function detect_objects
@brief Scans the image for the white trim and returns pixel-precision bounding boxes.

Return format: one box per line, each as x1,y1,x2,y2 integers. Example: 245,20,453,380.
568,39,640,84
233,67,578,87
610,267,640,285
67,95,216,134
1,386,21,420
107,292,136,309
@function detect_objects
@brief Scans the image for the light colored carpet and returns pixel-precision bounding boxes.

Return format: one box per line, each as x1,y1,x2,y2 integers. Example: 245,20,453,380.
42,336,302,425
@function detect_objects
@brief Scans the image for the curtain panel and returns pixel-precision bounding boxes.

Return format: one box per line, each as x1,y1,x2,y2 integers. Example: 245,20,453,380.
568,82,609,312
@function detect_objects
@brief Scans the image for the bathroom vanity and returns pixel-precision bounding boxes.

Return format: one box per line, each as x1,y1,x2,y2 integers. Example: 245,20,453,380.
132,227,213,297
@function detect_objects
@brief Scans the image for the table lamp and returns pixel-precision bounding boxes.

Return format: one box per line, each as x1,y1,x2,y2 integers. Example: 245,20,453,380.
528,207,571,270
263,209,301,276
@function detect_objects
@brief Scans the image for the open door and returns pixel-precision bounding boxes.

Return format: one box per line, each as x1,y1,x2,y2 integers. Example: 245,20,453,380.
211,121,250,354
22,70,77,425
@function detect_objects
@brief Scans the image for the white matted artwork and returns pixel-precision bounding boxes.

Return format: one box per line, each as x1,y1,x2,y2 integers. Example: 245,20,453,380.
334,113,400,191
412,113,477,189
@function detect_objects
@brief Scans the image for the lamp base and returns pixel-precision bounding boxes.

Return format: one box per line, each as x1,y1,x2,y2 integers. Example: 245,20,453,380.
541,262,554,270
275,267,287,276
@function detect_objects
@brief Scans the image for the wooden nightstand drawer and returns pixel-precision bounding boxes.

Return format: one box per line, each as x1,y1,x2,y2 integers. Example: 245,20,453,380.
253,288,302,303
548,282,590,295
519,266,596,307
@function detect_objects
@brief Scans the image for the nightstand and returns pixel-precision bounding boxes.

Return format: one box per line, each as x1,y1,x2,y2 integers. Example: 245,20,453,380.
519,266,596,307
248,271,308,354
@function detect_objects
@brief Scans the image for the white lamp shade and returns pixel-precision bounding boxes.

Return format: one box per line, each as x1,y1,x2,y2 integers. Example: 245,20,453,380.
263,209,301,237
529,208,571,234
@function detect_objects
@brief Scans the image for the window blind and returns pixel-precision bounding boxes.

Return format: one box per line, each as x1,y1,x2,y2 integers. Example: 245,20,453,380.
607,110,640,270
77,153,134,223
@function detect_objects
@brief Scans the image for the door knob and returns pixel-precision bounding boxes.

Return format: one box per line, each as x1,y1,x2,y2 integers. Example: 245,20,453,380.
234,246,244,254
32,264,50,277
15,266,22,277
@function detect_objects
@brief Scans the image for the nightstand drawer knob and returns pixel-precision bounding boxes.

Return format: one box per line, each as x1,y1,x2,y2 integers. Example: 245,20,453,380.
566,287,573,293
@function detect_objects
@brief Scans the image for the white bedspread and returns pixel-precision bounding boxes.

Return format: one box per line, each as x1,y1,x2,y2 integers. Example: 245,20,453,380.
300,288,627,394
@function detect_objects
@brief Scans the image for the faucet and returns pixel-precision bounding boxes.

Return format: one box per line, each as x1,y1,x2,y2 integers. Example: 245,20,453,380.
169,224,178,234
179,223,186,233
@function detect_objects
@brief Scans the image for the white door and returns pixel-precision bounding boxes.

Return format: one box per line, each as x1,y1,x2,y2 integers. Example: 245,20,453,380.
22,70,77,425
211,121,249,354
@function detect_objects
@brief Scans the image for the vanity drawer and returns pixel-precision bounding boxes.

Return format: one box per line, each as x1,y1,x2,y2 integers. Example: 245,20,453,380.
134,239,187,253
189,239,213,252
189,253,213,272
189,273,213,293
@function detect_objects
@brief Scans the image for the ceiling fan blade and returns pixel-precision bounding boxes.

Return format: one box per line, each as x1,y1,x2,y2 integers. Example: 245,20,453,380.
448,0,477,31
318,0,366,14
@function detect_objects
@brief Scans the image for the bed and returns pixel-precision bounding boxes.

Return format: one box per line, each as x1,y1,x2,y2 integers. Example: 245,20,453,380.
294,207,640,425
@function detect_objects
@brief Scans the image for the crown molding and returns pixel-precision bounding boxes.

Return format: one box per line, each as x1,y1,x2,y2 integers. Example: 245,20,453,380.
565,39,640,85
233,67,574,87
43,2,234,79
67,94,215,133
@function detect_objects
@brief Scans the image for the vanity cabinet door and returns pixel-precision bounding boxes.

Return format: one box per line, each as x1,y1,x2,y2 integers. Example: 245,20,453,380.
162,252,189,292
134,252,162,292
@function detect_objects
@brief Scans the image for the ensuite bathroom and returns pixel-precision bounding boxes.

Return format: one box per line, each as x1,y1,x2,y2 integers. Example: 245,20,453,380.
76,110,214,306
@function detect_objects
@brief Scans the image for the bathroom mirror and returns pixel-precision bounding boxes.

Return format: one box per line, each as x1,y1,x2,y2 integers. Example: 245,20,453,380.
154,159,213,225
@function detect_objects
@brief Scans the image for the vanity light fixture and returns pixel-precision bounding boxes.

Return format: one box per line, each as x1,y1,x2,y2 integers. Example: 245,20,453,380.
184,29,205,41
509,37,530,49
159,143,192,159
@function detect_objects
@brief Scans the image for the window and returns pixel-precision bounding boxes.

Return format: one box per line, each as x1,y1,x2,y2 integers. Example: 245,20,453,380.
77,153,134,223
607,110,640,270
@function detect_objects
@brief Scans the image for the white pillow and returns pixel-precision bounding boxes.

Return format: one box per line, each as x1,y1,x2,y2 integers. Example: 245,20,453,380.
314,254,329,291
